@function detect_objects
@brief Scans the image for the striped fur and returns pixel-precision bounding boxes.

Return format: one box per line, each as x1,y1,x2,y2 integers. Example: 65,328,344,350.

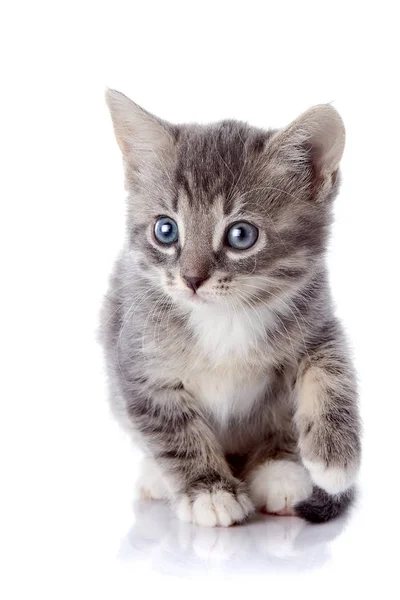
99,90,361,525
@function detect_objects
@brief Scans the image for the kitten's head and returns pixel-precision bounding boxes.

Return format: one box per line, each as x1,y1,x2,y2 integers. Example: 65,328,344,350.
106,90,345,310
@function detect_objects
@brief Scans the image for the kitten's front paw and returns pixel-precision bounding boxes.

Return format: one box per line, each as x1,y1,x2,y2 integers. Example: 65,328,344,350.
302,459,358,495
247,460,313,516
176,483,254,527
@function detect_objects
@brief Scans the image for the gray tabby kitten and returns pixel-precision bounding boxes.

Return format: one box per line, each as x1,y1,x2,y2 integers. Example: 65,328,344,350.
100,89,361,526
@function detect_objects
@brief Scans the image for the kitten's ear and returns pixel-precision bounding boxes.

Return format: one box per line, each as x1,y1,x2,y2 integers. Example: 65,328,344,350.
266,104,345,200
105,89,174,167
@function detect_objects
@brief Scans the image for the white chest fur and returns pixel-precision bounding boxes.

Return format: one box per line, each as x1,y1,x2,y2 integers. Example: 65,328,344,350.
185,303,270,423
187,367,268,424
188,302,270,364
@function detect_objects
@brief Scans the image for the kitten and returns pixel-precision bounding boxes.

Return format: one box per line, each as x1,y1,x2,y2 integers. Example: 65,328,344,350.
100,89,361,526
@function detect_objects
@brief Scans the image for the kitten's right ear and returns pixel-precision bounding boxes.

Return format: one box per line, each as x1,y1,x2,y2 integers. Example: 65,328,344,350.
105,89,174,166
265,104,346,201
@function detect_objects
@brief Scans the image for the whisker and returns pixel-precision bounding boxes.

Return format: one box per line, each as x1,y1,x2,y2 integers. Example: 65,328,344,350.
104,280,135,299
240,281,310,359
116,285,159,379
99,295,135,329
233,290,262,358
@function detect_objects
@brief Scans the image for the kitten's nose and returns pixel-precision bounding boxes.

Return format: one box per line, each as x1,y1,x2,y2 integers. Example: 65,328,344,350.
182,274,209,292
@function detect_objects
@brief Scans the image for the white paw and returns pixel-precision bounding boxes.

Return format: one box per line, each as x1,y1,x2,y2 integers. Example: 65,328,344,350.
176,489,254,528
303,459,357,495
137,457,171,500
247,460,313,515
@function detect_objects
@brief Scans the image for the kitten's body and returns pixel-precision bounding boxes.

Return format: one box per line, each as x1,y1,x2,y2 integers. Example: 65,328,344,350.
100,91,361,525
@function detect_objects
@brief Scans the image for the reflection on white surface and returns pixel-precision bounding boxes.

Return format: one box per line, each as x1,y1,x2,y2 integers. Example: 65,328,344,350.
119,499,349,576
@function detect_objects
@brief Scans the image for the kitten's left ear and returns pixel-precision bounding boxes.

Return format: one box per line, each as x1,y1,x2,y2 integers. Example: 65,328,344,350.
266,104,346,201
105,89,175,170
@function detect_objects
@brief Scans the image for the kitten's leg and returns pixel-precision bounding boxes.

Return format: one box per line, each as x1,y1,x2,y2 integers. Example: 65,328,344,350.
138,457,171,500
242,446,313,516
295,320,361,495
126,382,253,527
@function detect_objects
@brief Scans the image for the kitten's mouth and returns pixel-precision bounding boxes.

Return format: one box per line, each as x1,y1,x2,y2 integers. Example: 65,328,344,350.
188,292,206,304
170,287,213,305
169,287,207,304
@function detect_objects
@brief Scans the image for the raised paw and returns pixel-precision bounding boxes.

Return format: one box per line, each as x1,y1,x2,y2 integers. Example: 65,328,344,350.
247,460,313,516
176,484,254,527
302,459,358,495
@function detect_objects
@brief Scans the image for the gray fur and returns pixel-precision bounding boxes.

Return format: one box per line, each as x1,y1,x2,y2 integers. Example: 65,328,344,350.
99,90,361,524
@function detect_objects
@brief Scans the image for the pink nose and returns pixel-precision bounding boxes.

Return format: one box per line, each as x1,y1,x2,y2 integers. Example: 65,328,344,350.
182,275,209,292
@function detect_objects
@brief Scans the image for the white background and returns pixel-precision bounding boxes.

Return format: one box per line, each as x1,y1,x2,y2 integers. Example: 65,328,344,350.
1,1,399,598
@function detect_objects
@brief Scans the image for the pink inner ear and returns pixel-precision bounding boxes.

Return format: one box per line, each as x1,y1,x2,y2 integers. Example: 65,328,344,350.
301,107,345,176
106,88,174,165
267,105,345,180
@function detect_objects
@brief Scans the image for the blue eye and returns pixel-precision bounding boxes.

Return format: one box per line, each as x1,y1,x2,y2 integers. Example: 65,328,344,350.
226,222,258,250
154,217,179,245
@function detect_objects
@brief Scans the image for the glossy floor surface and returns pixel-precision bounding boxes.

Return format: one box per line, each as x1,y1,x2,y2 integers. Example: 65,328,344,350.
116,475,395,594
4,413,395,600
